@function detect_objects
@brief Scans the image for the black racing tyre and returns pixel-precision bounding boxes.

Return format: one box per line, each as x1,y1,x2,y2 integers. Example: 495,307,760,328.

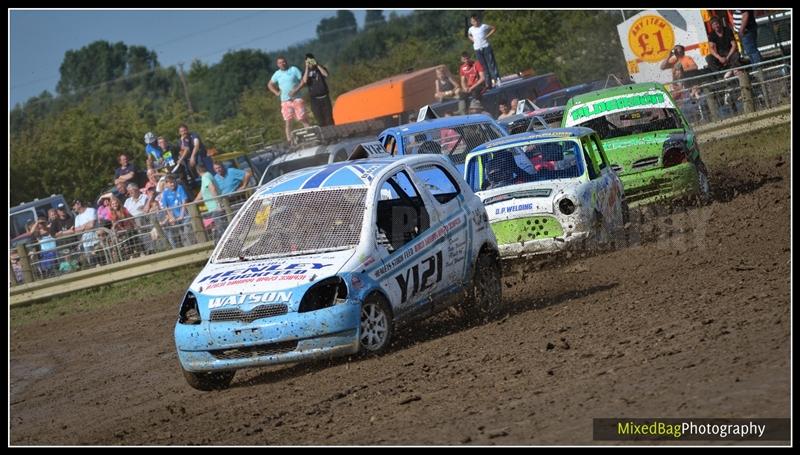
695,159,712,205
359,294,394,355
182,367,235,391
462,250,503,323
621,198,630,226
616,198,631,248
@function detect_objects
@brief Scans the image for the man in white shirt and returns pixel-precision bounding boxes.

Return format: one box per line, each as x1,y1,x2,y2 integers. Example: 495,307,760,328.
468,14,501,88
124,183,149,217
64,199,99,264
124,182,155,254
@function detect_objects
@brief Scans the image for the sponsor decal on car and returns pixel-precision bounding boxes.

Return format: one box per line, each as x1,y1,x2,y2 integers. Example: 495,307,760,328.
567,91,674,124
395,251,444,304
495,203,535,216
198,262,334,284
208,292,294,309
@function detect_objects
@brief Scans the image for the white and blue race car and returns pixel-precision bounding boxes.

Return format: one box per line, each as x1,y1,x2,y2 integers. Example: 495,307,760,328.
464,128,628,258
175,150,500,390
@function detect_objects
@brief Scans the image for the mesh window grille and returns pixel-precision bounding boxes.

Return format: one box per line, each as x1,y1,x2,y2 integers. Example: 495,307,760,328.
214,188,367,262
469,141,584,192
402,122,502,164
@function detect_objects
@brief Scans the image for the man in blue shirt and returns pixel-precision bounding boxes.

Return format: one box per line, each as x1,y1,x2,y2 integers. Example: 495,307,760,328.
160,174,193,248
213,162,253,195
268,56,311,143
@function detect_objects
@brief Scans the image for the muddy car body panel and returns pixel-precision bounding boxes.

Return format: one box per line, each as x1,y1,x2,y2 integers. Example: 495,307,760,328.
175,154,497,375
464,128,626,258
562,83,708,207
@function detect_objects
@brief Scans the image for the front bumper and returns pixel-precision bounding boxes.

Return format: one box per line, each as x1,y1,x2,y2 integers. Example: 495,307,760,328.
621,162,701,208
175,301,361,372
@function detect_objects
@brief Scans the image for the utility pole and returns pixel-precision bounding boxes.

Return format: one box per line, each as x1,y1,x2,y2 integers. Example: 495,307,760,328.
177,62,194,116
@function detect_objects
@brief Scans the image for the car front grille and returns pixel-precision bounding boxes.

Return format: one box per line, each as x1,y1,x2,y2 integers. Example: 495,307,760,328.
209,340,299,360
210,304,289,323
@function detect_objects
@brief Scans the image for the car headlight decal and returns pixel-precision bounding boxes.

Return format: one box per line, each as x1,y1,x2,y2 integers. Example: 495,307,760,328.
298,276,348,313
179,292,202,325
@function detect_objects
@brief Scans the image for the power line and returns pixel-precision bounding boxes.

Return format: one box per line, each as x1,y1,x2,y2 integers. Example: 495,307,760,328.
11,16,400,109
152,14,256,50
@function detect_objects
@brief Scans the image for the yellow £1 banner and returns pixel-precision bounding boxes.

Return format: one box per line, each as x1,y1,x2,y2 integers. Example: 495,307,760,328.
627,15,675,63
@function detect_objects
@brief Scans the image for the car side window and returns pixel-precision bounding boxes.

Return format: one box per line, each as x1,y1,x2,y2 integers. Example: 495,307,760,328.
10,211,33,238
375,170,431,252
412,164,461,204
382,135,398,156
582,138,600,180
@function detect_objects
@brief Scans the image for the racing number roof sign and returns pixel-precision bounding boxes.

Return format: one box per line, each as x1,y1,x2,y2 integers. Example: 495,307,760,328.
348,141,389,160
617,10,709,84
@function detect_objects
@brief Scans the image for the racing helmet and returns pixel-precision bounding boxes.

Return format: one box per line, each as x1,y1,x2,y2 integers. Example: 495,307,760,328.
144,132,156,144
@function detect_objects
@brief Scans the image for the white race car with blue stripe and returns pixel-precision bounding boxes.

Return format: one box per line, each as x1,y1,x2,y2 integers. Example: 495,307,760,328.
174,151,500,390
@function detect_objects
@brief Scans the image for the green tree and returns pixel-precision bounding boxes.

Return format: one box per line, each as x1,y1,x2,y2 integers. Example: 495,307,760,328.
486,10,626,86
316,10,358,41
365,10,385,29
56,40,129,95
189,49,273,123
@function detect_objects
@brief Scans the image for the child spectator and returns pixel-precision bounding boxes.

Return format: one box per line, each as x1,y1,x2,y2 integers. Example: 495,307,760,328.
160,174,192,248
97,196,112,225
35,225,58,276
108,196,135,232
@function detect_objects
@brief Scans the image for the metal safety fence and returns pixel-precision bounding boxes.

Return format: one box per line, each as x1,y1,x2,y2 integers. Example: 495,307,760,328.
669,56,790,126
9,187,255,287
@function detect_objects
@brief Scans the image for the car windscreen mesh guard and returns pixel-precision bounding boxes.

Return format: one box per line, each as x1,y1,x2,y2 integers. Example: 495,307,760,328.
214,188,367,262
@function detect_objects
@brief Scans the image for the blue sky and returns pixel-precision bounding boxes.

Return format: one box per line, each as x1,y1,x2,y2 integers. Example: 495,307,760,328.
9,9,413,108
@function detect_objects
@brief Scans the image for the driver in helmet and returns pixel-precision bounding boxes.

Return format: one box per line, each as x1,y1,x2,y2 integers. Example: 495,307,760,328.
484,151,520,190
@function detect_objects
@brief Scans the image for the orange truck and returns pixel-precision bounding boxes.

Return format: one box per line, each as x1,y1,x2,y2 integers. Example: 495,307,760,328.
333,65,563,124
332,66,443,125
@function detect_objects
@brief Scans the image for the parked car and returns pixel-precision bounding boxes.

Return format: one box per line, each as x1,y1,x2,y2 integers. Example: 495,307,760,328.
562,82,711,207
429,72,563,118
9,195,71,248
174,152,501,390
533,80,606,108
499,105,566,135
378,114,508,173
465,128,627,258
259,135,373,186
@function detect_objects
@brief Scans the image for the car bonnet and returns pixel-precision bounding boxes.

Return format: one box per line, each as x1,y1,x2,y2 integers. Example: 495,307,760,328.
190,248,357,298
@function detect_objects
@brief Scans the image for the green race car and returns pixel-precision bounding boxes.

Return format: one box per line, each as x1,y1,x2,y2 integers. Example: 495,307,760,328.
562,82,710,207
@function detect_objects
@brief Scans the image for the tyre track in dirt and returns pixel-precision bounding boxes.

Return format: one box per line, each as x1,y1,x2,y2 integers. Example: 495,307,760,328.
11,131,790,445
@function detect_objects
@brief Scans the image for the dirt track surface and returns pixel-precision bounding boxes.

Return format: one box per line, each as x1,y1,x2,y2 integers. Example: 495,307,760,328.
11,130,790,445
